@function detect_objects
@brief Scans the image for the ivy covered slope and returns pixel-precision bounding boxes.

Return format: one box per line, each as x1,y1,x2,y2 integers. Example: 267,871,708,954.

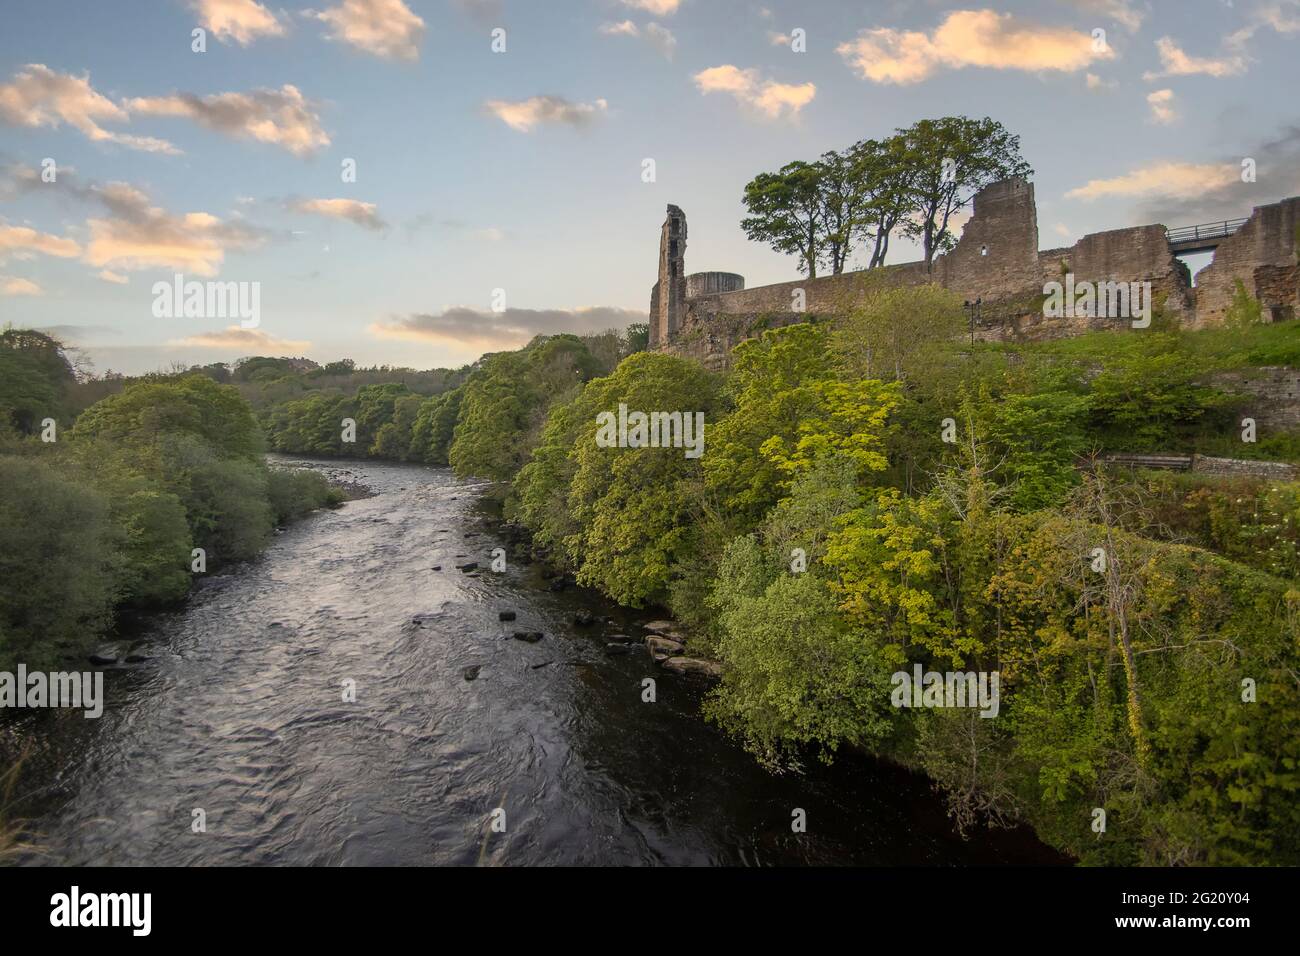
0,330,342,671
349,287,1295,867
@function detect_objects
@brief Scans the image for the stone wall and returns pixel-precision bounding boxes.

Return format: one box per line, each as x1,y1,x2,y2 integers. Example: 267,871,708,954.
934,178,1041,299
1038,224,1192,316
1209,367,1300,430
1191,455,1298,480
654,180,1299,368
1193,197,1300,324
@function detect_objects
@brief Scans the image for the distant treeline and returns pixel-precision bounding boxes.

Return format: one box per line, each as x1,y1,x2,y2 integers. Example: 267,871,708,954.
0,329,342,671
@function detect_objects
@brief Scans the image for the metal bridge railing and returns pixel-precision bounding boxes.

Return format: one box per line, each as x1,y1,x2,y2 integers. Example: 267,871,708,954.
1166,218,1249,244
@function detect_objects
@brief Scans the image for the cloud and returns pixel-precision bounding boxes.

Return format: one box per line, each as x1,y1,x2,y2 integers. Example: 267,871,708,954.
1065,161,1239,201
1146,88,1177,124
0,220,81,261
1258,0,1300,33
600,20,639,36
1064,0,1145,33
0,64,179,154
484,95,608,132
836,10,1113,85
598,20,676,59
126,84,329,156
1,276,42,296
370,305,646,351
1085,72,1117,90
693,65,815,118
288,197,387,230
82,182,267,276
1104,125,1300,224
97,269,129,284
2,164,281,276
190,0,286,45
307,0,426,61
171,326,311,352
1144,3,1300,80
1142,37,1247,80
642,23,677,59
620,0,682,15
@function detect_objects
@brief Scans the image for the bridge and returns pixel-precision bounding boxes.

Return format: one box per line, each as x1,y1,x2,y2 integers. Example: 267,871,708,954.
1166,217,1249,254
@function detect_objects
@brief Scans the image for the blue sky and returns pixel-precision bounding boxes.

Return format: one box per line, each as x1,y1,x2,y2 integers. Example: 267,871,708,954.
1,0,1298,374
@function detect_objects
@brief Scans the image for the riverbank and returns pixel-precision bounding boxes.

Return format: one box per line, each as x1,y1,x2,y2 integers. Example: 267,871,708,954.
3,459,1067,865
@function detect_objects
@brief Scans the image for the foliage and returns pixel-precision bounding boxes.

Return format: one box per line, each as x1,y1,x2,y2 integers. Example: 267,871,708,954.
0,457,119,670
740,116,1031,275
0,342,342,668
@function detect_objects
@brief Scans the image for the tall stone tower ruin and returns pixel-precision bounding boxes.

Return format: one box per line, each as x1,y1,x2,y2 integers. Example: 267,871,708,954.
649,205,687,349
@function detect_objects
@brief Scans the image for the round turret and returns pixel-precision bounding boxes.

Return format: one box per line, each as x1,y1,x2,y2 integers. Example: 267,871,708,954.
686,271,745,298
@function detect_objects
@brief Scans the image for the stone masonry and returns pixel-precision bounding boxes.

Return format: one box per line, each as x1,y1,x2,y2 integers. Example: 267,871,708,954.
651,179,1300,371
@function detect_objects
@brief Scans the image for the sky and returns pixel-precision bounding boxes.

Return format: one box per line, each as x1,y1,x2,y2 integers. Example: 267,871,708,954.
1,0,1298,375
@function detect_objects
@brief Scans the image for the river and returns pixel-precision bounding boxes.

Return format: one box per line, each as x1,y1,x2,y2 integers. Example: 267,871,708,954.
3,458,1064,866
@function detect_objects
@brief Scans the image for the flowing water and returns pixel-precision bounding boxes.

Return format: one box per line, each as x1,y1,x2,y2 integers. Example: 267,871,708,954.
3,459,1064,866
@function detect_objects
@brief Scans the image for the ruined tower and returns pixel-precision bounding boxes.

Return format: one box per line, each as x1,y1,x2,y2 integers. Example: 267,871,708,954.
649,205,687,348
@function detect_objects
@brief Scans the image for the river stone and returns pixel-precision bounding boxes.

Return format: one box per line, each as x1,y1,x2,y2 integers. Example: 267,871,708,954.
457,562,479,572
88,644,124,665
462,665,481,681
604,643,631,655
662,657,723,678
512,631,544,643
646,636,686,656
431,565,442,571
573,610,595,626
643,620,677,634
499,611,517,621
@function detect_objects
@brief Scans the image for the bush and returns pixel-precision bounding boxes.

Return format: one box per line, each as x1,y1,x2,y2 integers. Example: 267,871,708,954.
0,457,119,669
266,467,344,525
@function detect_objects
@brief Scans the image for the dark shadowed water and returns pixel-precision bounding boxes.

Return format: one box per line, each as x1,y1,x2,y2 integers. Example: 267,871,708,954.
4,459,1065,866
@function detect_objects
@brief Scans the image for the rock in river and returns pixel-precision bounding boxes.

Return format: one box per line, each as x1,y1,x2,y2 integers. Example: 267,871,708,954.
512,631,544,643
662,657,723,678
646,636,685,656
88,644,125,665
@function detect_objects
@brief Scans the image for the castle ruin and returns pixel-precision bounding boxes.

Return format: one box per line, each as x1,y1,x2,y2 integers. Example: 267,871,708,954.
649,180,1300,370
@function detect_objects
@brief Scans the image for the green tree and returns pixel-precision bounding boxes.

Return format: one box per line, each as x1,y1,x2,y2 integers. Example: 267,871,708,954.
0,457,119,669
897,116,1032,271
560,352,721,605
741,161,825,277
